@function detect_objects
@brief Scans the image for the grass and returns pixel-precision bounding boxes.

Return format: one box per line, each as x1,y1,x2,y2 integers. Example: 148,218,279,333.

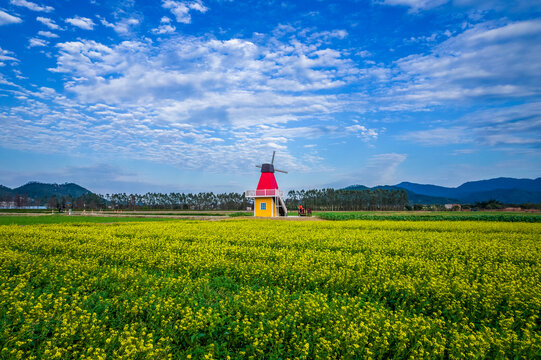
0,215,177,226
3,211,538,225
0,212,252,226
316,210,541,222
114,212,227,216
228,211,253,217
125,212,253,217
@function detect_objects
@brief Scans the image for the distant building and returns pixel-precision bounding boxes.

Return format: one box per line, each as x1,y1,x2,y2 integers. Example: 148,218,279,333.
444,204,462,211
0,202,47,209
0,201,15,209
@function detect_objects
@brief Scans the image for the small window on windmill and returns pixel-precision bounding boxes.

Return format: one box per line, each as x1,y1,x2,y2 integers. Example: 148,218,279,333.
260,202,267,210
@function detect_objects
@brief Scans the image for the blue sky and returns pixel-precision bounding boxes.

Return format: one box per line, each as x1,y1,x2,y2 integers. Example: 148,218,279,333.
1,0,540,194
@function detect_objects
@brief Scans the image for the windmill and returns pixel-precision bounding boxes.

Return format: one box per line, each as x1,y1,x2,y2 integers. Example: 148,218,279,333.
245,151,288,217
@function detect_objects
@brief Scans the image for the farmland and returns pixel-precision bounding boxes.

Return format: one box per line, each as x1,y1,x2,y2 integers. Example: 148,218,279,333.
1,219,540,359
317,211,541,222
0,212,252,226
0,215,175,226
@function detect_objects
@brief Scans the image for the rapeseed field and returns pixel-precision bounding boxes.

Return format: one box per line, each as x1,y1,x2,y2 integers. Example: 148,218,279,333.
0,220,539,359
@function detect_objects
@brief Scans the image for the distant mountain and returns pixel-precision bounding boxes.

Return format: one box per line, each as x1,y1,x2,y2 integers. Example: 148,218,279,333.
345,177,541,204
395,178,541,198
1,182,93,200
0,185,13,198
456,177,541,194
343,184,369,191
344,184,460,204
393,182,457,198
460,188,541,204
376,186,461,205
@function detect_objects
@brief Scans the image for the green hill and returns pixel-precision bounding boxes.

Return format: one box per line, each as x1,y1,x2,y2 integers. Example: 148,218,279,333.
3,182,92,200
0,185,12,198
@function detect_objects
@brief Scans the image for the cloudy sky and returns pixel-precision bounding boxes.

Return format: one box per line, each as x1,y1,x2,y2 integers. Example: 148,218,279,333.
0,0,540,194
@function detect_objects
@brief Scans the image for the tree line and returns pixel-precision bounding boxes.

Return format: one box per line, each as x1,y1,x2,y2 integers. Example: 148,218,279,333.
0,193,107,211
285,188,409,211
104,189,409,211
0,192,250,211
103,192,251,211
1,188,411,211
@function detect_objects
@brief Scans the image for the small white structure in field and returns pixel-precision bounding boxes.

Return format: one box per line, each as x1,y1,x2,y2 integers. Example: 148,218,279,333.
444,204,462,211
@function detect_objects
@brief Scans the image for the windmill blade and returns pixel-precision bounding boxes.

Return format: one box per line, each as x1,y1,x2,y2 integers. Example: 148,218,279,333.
255,165,262,168
275,169,288,174
271,151,276,165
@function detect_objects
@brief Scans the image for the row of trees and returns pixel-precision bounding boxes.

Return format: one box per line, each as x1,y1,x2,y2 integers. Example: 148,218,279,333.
0,193,37,208
52,193,107,211
3,189,540,211
0,193,106,211
102,192,251,211
469,200,541,210
0,192,251,211
101,189,409,211
285,188,410,211
1,188,410,211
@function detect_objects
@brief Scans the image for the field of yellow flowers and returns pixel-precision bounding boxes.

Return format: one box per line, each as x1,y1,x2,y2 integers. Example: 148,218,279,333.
1,219,540,359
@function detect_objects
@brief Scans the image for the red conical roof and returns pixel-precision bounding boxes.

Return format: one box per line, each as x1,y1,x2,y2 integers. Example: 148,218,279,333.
257,172,279,190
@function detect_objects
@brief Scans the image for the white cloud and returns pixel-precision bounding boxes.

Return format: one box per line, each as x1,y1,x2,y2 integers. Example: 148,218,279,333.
36,16,61,30
309,29,348,42
0,10,22,25
378,0,541,15
0,47,18,62
0,29,376,173
389,19,541,105
357,50,372,57
152,24,176,34
338,153,408,187
65,16,95,30
451,148,476,155
162,0,208,24
49,35,357,110
378,0,448,11
0,74,19,86
399,127,468,145
399,102,541,146
467,19,541,42
38,30,58,38
345,124,378,139
365,153,408,185
101,17,140,35
10,0,54,12
28,37,48,47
